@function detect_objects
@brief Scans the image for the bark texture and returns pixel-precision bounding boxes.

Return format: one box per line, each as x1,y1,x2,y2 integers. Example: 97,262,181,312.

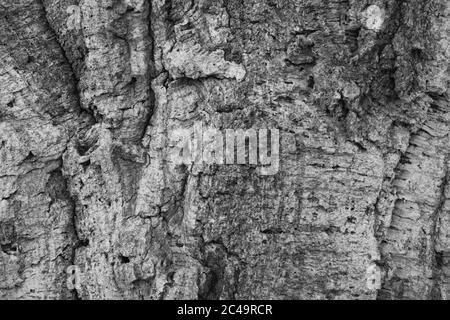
1,0,449,300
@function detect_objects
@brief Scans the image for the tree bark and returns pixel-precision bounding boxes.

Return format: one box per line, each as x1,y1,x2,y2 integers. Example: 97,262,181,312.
1,0,449,300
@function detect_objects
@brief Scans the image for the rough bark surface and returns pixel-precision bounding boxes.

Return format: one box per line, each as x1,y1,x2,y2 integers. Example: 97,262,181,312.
0,0,449,300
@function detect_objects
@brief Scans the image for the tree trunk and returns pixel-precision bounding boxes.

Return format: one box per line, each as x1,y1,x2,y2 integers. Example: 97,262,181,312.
1,0,449,300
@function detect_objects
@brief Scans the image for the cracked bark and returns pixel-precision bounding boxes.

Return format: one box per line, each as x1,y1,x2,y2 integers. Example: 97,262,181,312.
1,0,450,300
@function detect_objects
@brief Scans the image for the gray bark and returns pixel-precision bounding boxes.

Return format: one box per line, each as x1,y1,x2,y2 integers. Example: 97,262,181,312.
0,0,449,300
